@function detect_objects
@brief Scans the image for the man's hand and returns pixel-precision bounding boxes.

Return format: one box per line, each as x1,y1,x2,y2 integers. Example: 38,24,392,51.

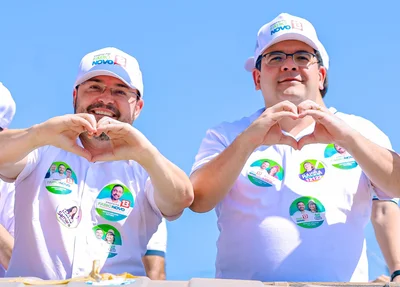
37,114,97,161
296,100,356,150
242,100,299,150
91,117,154,163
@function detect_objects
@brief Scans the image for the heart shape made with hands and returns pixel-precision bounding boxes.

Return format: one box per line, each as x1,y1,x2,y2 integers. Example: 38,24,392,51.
267,102,342,151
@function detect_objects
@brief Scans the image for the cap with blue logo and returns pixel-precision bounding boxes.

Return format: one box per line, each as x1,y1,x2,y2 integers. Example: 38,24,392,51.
244,13,329,71
74,47,144,97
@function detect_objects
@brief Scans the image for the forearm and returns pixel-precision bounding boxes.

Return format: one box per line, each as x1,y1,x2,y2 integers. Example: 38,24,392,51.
190,132,256,213
344,132,400,198
0,224,14,270
0,126,42,178
142,255,166,280
140,147,193,217
372,201,400,273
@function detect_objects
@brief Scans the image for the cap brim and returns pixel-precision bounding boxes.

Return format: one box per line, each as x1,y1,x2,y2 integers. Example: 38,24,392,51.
244,33,321,72
74,67,140,96
244,57,255,72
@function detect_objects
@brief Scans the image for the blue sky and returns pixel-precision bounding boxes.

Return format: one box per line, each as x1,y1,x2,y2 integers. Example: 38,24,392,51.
1,0,398,281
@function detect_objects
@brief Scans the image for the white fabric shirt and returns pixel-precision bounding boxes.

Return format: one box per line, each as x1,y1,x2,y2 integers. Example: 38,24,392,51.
6,142,163,280
145,218,167,257
0,181,15,277
191,107,395,282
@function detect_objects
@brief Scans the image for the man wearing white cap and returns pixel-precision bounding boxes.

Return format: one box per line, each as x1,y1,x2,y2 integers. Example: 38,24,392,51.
0,83,16,277
190,13,400,282
0,47,193,279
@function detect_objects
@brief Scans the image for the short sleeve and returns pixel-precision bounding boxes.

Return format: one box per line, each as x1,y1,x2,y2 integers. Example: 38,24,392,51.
145,218,167,257
190,128,228,175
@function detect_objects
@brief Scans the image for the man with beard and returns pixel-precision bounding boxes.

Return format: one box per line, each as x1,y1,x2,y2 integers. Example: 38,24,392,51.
0,47,193,279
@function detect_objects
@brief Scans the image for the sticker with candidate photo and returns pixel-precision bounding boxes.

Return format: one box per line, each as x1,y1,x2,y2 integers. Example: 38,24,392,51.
247,159,284,187
56,202,82,228
92,224,122,258
289,196,326,228
324,144,358,170
44,162,78,195
299,160,326,182
95,183,134,221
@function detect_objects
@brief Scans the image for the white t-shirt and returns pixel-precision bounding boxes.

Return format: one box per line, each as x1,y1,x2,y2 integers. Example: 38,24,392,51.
0,181,15,277
191,107,396,282
145,218,167,257
6,141,163,280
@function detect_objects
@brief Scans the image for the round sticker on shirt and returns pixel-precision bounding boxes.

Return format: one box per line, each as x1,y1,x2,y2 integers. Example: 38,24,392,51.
56,202,82,228
247,159,284,187
44,162,78,195
289,196,326,228
324,144,358,170
298,160,326,182
92,224,122,258
95,183,134,221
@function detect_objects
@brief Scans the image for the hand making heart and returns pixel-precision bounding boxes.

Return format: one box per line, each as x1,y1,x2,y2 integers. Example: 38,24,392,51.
37,113,154,164
243,100,355,150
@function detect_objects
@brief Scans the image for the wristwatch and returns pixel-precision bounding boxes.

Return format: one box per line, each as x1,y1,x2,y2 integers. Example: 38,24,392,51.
391,270,400,282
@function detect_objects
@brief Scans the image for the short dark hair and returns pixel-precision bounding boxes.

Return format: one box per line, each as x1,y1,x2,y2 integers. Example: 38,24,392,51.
315,50,328,98
112,184,124,191
255,50,329,98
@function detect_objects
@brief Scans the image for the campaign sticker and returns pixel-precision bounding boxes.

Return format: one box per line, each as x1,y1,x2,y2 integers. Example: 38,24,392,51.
44,162,78,195
299,160,326,182
95,184,134,221
56,202,82,228
247,159,284,187
92,224,122,258
289,196,326,228
324,144,358,170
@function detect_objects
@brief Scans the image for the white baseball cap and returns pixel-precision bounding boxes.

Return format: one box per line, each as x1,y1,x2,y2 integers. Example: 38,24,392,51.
74,47,144,97
244,13,329,72
0,83,16,129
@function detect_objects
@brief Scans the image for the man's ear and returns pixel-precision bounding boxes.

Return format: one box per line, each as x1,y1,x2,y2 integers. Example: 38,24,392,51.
252,69,261,90
318,66,327,90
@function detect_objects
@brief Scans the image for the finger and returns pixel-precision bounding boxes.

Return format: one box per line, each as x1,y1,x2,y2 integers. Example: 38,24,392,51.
96,116,115,127
66,143,92,161
95,124,126,139
297,134,317,150
278,134,298,150
68,116,97,134
298,109,326,122
76,113,97,131
297,101,326,114
91,151,115,163
269,111,299,121
269,100,298,114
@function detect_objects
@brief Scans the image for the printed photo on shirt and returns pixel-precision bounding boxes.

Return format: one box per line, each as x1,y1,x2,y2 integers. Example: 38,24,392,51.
44,161,78,195
95,183,134,221
247,159,284,187
56,202,82,228
92,224,122,258
289,196,326,228
298,160,326,182
324,143,358,170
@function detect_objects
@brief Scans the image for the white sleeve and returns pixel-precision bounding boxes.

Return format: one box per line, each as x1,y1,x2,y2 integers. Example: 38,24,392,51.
15,146,48,185
350,117,398,202
0,182,15,237
145,218,167,257
190,128,228,175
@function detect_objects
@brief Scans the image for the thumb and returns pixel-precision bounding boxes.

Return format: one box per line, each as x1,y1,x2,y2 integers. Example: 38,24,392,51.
297,134,317,150
91,151,115,163
279,134,299,150
67,144,92,162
